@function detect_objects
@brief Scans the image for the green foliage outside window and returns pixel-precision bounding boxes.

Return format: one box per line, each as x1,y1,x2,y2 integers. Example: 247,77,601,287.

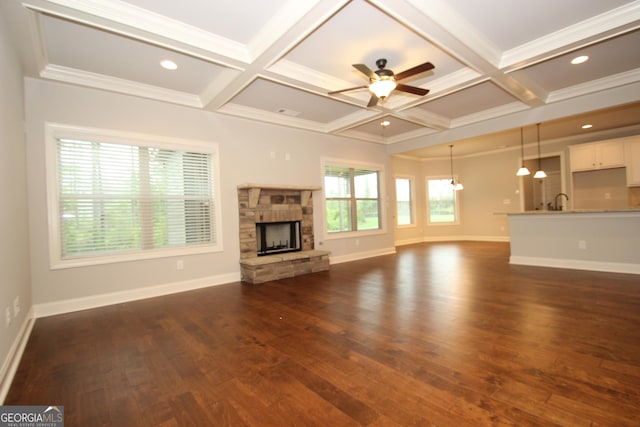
324,165,381,233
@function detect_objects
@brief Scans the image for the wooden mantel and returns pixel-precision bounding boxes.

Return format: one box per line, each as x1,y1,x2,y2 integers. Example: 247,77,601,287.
237,183,322,209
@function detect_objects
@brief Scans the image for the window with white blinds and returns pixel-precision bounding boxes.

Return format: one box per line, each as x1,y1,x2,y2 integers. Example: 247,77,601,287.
46,124,221,267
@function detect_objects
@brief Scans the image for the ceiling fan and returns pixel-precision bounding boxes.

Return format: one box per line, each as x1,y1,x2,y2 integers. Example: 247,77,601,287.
329,58,434,107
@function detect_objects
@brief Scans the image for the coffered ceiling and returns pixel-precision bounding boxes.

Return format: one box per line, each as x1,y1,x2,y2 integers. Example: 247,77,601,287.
2,0,640,158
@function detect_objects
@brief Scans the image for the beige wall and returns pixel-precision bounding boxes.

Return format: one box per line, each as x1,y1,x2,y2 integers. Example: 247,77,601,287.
24,78,395,308
509,211,640,273
573,168,628,210
392,149,521,244
391,130,640,245
0,13,32,399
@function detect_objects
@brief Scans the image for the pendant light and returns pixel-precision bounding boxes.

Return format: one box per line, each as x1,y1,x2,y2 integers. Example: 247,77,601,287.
516,127,530,176
449,145,463,191
533,123,547,179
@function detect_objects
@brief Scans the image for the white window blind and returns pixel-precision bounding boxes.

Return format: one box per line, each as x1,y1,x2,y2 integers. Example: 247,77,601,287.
57,138,216,259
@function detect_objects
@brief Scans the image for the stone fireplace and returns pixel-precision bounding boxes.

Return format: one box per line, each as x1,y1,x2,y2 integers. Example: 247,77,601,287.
237,183,330,283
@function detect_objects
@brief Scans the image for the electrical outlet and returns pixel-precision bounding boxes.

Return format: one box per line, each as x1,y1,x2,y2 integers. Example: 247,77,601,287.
13,296,20,317
578,240,587,250
5,307,12,327
177,259,184,270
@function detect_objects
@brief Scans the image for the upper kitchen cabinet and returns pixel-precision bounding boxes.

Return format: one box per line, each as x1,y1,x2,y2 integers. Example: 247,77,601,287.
626,137,640,187
570,140,625,172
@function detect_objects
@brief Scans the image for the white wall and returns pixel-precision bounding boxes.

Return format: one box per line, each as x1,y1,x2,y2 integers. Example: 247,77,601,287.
24,78,395,310
0,15,32,401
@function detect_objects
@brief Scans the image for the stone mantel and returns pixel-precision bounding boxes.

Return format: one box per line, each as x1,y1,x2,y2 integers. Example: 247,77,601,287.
237,183,322,209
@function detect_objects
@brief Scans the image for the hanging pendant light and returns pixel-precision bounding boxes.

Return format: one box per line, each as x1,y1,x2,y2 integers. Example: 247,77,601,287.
449,145,463,191
516,127,530,176
533,123,547,179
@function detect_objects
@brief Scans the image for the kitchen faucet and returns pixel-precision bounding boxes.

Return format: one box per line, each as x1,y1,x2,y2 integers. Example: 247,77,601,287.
554,192,569,211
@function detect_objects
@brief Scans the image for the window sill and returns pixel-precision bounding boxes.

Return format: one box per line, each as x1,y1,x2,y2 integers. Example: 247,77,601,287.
50,244,222,270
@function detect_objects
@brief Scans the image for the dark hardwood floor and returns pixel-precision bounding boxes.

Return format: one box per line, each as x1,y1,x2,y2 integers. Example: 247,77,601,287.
6,242,640,426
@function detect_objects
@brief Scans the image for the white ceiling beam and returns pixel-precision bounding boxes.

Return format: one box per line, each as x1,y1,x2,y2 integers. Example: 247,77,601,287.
386,81,640,155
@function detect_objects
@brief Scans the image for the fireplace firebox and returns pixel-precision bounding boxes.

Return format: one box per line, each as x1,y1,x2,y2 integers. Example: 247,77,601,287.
256,221,301,256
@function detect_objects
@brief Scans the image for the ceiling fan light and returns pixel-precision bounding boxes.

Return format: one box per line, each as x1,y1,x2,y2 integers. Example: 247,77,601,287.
369,78,396,99
516,166,530,176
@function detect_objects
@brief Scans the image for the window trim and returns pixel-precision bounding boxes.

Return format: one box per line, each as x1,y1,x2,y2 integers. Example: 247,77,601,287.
45,122,223,269
394,175,416,228
426,175,461,226
321,158,386,240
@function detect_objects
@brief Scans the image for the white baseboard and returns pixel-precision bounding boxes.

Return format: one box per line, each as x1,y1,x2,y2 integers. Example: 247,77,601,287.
510,256,640,275
0,307,35,404
398,235,510,245
467,235,510,243
330,246,397,265
33,272,241,318
394,237,426,246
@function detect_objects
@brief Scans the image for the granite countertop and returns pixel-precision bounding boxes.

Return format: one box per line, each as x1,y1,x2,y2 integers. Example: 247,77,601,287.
501,208,640,215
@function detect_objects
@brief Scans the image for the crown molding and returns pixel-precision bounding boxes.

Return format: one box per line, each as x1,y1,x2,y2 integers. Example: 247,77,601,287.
41,64,203,108
500,2,640,69
547,69,640,104
26,0,251,63
452,101,529,128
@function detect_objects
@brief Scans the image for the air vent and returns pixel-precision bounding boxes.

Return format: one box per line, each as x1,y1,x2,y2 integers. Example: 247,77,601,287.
276,108,301,117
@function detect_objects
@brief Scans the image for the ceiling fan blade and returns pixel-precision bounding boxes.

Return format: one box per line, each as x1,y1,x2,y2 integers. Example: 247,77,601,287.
353,64,377,80
367,94,379,108
328,85,368,95
395,84,430,96
394,61,435,81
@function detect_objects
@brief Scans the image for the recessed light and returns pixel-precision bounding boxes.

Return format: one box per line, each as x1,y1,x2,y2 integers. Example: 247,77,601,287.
160,60,178,70
571,55,589,65
581,124,593,129
380,120,390,127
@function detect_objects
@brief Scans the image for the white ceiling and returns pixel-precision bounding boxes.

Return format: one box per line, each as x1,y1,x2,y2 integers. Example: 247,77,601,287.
2,0,640,158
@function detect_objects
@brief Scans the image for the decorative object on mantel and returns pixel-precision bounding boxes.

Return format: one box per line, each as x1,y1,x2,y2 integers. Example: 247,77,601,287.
516,127,531,176
449,145,463,191
533,123,547,179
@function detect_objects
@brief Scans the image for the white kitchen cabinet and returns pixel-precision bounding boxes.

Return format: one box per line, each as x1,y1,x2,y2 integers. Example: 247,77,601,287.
626,137,640,186
570,140,625,172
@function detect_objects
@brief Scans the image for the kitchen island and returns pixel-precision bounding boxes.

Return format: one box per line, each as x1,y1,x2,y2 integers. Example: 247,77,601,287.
506,209,640,274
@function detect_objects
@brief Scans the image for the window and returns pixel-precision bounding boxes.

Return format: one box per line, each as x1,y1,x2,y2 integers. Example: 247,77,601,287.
46,124,222,268
427,177,459,224
395,176,414,226
323,162,383,234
